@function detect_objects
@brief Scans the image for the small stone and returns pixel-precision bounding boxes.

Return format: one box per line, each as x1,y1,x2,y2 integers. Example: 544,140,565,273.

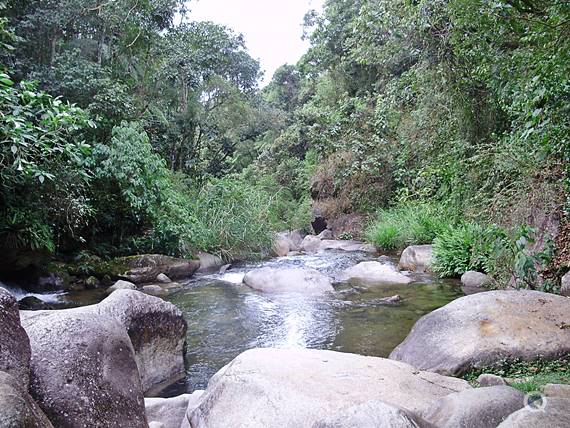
543,383,570,399
142,285,167,296
477,374,508,387
156,273,172,283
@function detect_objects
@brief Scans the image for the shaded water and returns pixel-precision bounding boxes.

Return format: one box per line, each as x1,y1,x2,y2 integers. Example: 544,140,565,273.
163,250,462,394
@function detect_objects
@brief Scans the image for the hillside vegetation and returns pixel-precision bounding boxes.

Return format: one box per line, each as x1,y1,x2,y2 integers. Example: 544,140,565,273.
1,0,568,290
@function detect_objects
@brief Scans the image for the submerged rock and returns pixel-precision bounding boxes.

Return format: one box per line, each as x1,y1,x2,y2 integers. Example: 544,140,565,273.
188,348,470,428
0,288,31,387
421,386,525,428
243,267,334,294
390,290,570,376
21,309,147,427
398,245,433,273
17,295,53,310
340,261,412,287
0,371,53,428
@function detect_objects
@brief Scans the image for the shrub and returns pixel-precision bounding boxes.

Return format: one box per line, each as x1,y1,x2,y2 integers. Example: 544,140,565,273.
366,202,451,250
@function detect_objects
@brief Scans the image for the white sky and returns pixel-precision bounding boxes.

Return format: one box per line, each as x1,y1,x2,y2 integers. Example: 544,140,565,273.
181,0,324,85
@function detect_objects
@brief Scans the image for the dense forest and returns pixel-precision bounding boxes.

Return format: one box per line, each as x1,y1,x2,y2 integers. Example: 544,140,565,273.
1,0,569,291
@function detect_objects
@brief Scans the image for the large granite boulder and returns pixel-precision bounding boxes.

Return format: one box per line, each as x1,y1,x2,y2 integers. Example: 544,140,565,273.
243,267,334,295
0,288,31,387
0,371,53,428
340,261,412,287
497,397,570,427
313,400,422,428
21,309,147,427
421,386,525,428
188,348,470,428
95,290,187,395
398,245,433,273
120,254,200,284
390,290,570,376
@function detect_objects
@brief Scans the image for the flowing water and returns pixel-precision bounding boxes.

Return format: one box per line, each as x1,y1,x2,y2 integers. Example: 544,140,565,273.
2,250,463,396
161,250,462,395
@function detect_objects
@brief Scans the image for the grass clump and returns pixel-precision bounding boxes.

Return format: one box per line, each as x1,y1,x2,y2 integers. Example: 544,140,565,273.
365,202,452,250
463,356,570,393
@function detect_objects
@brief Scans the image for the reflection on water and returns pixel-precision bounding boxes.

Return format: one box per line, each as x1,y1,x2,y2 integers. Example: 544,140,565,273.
164,251,462,395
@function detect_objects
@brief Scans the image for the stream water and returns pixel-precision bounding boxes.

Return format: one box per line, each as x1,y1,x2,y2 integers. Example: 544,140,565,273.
2,249,463,396
161,250,462,395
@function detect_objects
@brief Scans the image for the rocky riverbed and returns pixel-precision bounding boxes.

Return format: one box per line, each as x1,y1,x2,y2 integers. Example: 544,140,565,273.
1,236,569,427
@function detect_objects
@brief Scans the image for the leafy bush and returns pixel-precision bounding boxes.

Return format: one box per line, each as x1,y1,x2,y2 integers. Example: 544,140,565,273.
366,202,452,250
432,223,491,277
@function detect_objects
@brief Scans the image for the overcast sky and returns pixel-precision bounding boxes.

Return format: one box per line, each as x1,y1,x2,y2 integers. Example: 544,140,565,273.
181,0,324,84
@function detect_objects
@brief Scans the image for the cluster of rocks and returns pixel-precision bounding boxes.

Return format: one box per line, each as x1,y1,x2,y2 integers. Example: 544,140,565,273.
0,287,188,427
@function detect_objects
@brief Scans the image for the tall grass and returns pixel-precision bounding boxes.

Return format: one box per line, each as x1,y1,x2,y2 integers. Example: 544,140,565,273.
365,202,452,250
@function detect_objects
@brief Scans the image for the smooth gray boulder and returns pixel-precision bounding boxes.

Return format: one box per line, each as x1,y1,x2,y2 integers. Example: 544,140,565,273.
477,373,508,387
497,397,570,427
312,400,422,428
96,290,187,395
143,284,168,296
0,371,53,428
340,261,412,287
421,386,525,428
243,267,334,294
274,230,305,256
145,393,200,428
398,245,433,273
197,253,224,273
461,271,493,288
156,273,172,283
390,290,570,375
106,279,137,294
0,288,31,387
188,348,470,428
21,309,147,427
561,271,570,296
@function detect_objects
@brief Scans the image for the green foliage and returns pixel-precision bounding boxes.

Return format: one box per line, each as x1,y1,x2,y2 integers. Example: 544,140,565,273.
366,202,452,250
432,223,492,277
463,356,570,393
